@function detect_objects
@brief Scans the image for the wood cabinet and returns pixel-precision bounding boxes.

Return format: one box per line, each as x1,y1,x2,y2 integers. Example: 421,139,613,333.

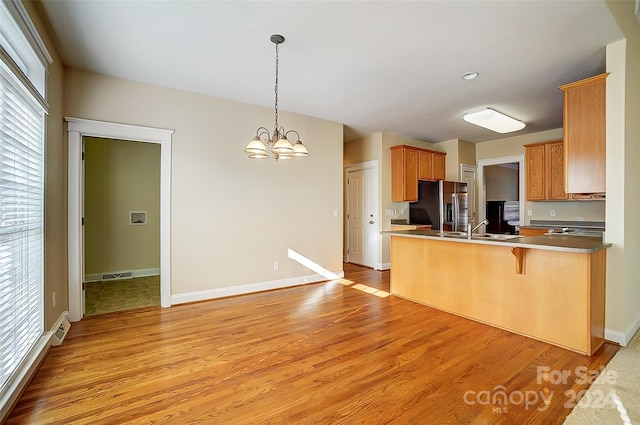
559,73,608,194
418,150,446,181
391,146,419,202
391,145,446,202
390,224,432,231
525,140,568,201
390,235,607,355
519,227,548,237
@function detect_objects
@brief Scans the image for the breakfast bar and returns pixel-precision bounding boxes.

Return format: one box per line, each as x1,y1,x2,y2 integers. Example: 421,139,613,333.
384,230,611,355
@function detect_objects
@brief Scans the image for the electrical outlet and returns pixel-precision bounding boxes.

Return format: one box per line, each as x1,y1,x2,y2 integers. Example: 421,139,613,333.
52,292,56,308
273,261,279,271
333,209,338,217
527,210,532,217
550,209,556,217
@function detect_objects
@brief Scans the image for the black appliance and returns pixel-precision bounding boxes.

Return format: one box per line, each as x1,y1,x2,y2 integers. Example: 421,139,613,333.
485,200,518,234
409,180,468,231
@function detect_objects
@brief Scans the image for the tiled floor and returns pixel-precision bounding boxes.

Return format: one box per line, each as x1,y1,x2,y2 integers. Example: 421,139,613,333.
84,276,160,316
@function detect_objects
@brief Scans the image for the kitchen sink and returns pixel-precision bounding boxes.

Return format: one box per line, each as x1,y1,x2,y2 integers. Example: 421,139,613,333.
437,231,468,238
471,233,521,240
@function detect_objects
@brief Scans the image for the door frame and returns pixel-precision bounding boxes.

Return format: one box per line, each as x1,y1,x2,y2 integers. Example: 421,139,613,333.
66,117,174,322
460,163,478,226
344,160,379,269
476,155,525,226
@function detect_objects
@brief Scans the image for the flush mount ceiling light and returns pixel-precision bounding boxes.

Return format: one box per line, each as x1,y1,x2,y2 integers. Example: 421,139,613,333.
244,34,309,161
462,107,526,133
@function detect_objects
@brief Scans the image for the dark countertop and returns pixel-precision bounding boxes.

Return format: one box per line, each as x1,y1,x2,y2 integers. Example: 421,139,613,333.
382,229,611,253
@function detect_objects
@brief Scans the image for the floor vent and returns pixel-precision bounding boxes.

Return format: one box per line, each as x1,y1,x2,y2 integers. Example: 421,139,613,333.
101,271,134,281
51,315,71,346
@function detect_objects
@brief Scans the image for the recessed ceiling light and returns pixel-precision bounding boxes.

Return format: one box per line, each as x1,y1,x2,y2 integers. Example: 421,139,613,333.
461,72,479,80
463,107,525,133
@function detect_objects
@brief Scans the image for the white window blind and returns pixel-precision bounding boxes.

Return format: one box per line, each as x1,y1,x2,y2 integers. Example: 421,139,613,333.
0,58,44,392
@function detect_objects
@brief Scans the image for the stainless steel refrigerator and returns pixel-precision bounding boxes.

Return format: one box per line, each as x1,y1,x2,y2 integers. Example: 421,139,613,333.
409,180,469,231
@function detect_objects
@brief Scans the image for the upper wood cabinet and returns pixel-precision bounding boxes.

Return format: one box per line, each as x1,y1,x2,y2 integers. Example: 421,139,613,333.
391,145,446,202
525,140,568,201
419,150,446,181
559,73,608,194
391,146,419,202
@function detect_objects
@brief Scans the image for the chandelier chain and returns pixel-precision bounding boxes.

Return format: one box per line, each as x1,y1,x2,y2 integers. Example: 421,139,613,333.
274,42,279,134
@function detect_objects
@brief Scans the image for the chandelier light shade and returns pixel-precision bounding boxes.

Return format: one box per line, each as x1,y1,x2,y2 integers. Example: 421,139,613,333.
245,34,309,161
463,107,525,133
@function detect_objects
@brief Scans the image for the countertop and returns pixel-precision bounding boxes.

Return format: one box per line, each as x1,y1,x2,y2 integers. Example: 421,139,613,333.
382,229,611,253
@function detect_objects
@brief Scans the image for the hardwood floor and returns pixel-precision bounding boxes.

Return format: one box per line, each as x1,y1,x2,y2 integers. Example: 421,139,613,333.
7,264,618,424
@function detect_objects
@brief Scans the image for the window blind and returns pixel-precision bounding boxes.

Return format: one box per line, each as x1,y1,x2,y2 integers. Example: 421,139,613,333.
0,58,44,392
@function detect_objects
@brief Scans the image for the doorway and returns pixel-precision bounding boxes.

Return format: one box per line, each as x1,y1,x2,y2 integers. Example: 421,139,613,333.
67,118,173,322
345,161,379,269
476,155,525,233
83,137,161,315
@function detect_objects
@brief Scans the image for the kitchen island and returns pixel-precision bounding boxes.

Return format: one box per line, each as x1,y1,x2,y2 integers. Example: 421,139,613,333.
384,229,611,355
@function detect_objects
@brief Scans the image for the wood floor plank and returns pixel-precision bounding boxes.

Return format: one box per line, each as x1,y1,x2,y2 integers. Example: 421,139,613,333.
6,264,618,424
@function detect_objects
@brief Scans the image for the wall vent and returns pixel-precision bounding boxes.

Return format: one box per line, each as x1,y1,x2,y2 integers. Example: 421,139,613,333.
101,271,133,281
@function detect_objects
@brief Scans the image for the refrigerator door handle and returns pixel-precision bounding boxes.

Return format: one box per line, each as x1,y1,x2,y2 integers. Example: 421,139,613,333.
452,193,459,231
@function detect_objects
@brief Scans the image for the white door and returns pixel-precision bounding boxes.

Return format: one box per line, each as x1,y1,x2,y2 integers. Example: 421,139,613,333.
461,164,478,227
346,165,378,268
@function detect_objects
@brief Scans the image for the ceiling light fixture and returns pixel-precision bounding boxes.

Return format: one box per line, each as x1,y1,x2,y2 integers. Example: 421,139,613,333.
461,72,479,80
245,34,309,161
463,107,526,133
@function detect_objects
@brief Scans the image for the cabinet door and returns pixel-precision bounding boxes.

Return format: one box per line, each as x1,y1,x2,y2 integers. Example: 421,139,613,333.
526,145,545,201
403,149,419,201
561,74,607,194
546,141,568,200
391,146,418,202
432,153,446,180
418,150,433,180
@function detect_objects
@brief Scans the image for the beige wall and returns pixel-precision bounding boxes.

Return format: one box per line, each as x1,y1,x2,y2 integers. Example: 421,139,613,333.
25,2,67,329
605,0,640,343
485,165,518,201
84,138,160,277
64,68,344,296
343,133,381,166
434,138,476,181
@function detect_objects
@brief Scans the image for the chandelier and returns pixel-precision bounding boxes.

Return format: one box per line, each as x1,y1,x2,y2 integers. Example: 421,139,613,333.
244,34,309,160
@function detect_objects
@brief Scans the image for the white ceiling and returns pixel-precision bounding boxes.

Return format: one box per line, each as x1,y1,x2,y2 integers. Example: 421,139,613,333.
37,0,624,143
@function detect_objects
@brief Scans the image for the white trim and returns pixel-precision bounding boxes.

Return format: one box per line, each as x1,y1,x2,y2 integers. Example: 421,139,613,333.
476,155,525,226
66,118,174,322
379,262,391,271
344,160,380,268
605,312,640,347
171,271,345,305
0,334,49,422
85,268,161,283
2,0,52,67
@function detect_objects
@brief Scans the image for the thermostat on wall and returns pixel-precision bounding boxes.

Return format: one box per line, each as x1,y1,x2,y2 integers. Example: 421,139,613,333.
129,210,147,225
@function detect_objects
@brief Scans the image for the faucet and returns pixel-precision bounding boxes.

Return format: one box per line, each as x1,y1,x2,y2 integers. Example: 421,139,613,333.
467,219,489,239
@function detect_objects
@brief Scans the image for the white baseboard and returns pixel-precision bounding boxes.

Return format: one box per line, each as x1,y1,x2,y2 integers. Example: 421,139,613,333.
171,271,345,305
85,267,160,282
605,311,640,346
378,262,391,271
